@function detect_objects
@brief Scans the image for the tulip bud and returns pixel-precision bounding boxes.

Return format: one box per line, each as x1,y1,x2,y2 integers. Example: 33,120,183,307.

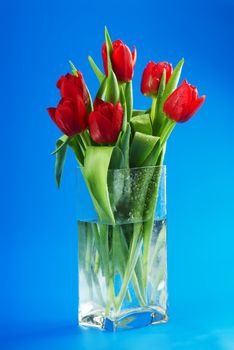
141,61,173,97
88,98,123,144
56,72,90,107
48,71,90,136
102,40,136,82
163,80,206,123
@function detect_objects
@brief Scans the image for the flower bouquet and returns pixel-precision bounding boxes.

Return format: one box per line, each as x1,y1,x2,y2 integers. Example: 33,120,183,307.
48,27,205,331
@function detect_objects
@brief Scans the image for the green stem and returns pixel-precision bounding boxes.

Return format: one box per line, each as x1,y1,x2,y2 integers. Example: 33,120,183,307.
85,224,93,271
69,136,84,164
81,130,91,147
125,81,133,121
160,120,176,144
119,228,146,306
149,224,167,304
91,223,110,296
84,223,94,299
133,256,146,305
142,146,166,288
105,277,115,315
98,224,110,280
94,251,100,273
150,97,157,125
105,226,115,313
115,223,143,312
143,224,154,288
112,225,132,303
91,266,105,306
76,134,86,155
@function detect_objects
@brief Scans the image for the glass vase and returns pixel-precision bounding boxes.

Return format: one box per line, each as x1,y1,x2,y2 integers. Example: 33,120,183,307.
77,165,167,331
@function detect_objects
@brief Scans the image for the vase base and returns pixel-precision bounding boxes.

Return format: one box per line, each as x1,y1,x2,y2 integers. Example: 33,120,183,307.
79,306,168,331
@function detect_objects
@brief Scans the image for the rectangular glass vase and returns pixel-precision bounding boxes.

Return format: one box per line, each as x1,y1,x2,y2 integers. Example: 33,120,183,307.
77,166,168,331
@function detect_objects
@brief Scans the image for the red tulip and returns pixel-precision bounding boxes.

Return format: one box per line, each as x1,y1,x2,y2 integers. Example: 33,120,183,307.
47,96,88,136
141,61,173,96
102,40,136,82
48,71,90,135
163,80,206,123
56,72,90,107
88,98,123,144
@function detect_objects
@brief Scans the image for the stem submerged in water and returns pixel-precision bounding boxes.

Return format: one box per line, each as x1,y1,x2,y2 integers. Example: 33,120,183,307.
142,146,166,288
115,223,143,312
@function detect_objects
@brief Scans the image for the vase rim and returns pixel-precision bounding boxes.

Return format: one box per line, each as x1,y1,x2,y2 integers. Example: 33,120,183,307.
77,164,166,171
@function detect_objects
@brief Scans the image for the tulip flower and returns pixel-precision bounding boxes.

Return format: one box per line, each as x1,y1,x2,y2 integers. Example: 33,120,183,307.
48,71,90,136
56,72,90,107
47,96,88,136
163,80,205,123
102,40,136,82
88,98,123,143
141,61,173,96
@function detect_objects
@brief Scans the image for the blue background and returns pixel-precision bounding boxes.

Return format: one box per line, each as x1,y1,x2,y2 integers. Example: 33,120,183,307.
1,0,234,349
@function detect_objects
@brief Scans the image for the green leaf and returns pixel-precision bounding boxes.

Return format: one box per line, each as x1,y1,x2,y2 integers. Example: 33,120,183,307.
69,60,78,76
83,146,115,224
68,135,84,165
86,86,93,113
106,69,119,104
152,70,166,135
162,58,184,103
54,136,68,188
142,139,161,166
132,109,149,117
160,119,176,145
131,114,152,135
117,123,131,168
88,56,105,83
96,78,107,99
109,146,124,169
104,27,119,104
130,132,160,167
51,135,69,155
104,26,113,73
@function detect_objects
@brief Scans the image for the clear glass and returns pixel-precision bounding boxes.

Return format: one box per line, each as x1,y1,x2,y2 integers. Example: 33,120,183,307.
77,166,167,331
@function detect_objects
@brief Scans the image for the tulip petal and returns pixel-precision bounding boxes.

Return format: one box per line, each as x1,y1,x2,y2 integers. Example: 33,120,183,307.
164,78,205,123
112,44,133,81
186,95,206,120
112,102,123,140
56,101,75,135
76,95,89,130
48,105,72,136
57,75,78,100
89,98,123,144
102,39,135,82
113,39,124,48
164,83,192,122
56,73,89,106
140,61,172,96
88,111,113,144
93,97,104,110
47,107,56,122
48,97,88,136
132,46,137,67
